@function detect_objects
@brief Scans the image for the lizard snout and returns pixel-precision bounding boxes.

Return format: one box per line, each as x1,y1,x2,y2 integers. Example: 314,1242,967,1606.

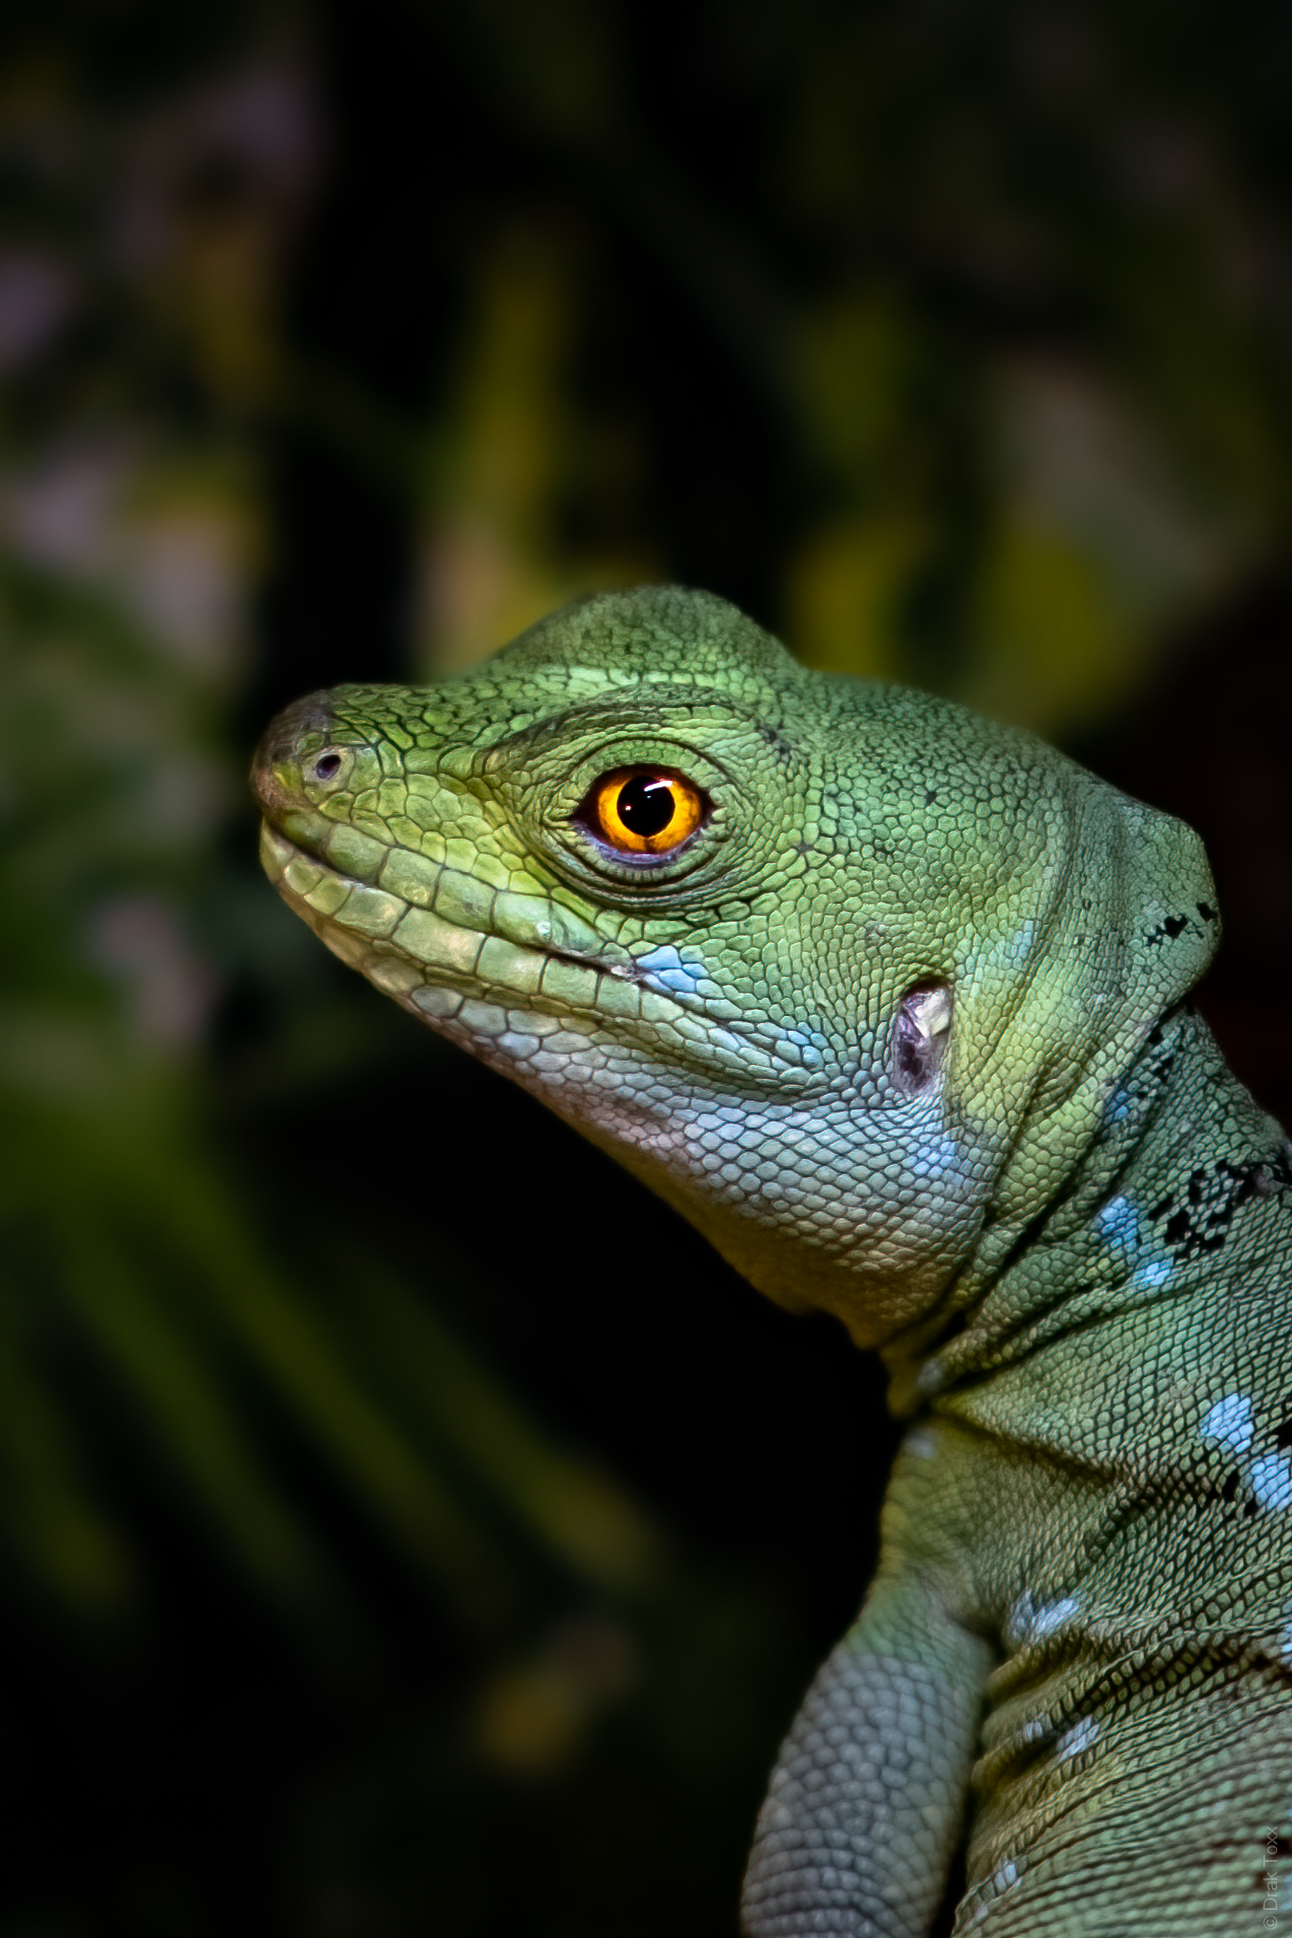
250,691,341,819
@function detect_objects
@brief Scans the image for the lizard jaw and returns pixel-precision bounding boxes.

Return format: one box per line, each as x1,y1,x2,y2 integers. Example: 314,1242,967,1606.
258,820,820,1101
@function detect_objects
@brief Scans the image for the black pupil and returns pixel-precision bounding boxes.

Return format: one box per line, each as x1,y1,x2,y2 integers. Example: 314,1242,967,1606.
314,752,342,780
616,775,676,838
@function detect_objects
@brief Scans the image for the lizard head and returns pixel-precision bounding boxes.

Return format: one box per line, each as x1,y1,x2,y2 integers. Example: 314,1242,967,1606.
252,587,1218,1348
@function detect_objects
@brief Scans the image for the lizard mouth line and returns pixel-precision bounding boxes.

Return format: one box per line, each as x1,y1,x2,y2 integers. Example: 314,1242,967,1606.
258,820,819,1094
258,818,627,1000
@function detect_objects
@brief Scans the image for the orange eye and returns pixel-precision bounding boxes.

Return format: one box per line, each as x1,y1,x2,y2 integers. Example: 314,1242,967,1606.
588,768,705,855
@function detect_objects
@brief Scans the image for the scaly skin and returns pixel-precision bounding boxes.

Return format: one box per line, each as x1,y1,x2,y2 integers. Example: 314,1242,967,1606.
254,587,1292,1936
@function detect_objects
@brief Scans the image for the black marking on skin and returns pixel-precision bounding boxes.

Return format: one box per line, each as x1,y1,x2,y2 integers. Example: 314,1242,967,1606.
1187,1471,1237,1512
1149,1152,1292,1260
1139,1027,1182,1092
754,722,795,760
1145,914,1192,947
1197,901,1219,923
1138,1025,1177,1090
1276,1414,1292,1451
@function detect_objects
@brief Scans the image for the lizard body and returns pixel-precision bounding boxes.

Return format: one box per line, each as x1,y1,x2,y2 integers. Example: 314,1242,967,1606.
254,586,1292,1935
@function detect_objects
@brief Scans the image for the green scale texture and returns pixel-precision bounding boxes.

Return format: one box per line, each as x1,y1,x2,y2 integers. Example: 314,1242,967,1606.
254,586,1292,1937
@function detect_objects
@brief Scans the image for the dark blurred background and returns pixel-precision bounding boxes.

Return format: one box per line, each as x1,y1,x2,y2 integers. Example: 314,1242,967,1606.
2,3,1290,1932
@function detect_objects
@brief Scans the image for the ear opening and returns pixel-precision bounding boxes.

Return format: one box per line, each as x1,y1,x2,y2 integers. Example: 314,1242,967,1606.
889,980,954,1095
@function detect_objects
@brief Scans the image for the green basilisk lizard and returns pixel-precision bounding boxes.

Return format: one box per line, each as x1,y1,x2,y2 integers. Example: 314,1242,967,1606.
253,586,1292,1936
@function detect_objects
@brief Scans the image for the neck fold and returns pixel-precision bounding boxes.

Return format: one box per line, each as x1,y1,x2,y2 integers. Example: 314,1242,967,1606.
883,1008,1292,1417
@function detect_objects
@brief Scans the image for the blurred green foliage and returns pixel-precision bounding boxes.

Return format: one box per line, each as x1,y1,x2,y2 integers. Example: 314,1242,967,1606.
2,0,1290,1930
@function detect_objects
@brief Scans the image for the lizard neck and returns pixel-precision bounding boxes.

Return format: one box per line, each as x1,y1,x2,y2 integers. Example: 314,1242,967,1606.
882,1007,1292,1417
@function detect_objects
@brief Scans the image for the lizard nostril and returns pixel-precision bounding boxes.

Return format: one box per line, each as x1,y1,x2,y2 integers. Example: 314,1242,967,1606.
249,691,339,815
